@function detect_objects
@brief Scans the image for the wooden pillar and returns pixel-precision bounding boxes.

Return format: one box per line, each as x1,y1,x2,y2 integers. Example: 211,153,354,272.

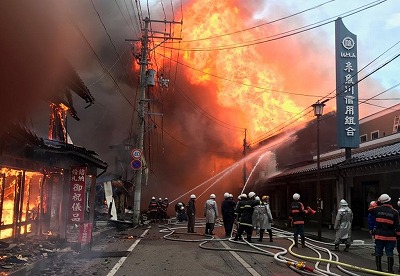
88,171,96,250
60,169,69,239
336,175,344,205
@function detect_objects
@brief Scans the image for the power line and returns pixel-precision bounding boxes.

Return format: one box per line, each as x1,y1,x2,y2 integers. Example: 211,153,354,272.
166,0,387,51
181,0,335,43
249,46,400,145
68,11,136,110
90,0,139,90
114,0,139,38
173,84,246,131
155,51,321,98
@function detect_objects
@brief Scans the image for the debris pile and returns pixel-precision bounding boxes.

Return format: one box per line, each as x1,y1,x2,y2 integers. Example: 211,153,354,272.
0,235,68,274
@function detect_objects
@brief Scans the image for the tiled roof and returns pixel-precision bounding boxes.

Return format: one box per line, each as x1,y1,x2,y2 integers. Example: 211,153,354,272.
275,141,400,178
43,139,107,169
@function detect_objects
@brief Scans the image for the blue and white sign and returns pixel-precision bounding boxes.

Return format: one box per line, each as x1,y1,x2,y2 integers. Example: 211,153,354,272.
131,148,142,159
335,18,360,149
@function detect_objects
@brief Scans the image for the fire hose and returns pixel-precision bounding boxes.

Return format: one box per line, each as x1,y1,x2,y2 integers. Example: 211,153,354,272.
158,218,397,276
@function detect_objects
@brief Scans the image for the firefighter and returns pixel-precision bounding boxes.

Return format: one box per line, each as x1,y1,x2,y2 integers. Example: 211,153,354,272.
255,195,273,242
333,199,353,252
156,198,163,222
148,196,158,223
175,202,187,222
221,192,236,237
289,193,308,248
187,194,196,233
368,200,378,256
161,198,169,221
234,191,259,243
369,193,400,273
204,194,218,235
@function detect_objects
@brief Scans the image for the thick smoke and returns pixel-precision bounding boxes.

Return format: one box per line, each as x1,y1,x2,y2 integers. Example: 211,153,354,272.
0,1,77,134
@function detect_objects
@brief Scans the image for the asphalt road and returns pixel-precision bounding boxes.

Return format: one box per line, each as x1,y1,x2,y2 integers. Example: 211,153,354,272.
29,220,397,276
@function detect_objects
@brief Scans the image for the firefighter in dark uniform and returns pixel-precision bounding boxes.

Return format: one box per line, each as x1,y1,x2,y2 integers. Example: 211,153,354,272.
369,193,400,273
187,194,196,233
161,198,169,221
221,192,236,237
148,196,158,223
289,193,308,248
234,192,259,243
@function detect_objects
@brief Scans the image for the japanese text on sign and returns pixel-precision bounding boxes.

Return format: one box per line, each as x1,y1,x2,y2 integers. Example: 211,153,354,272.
68,167,87,224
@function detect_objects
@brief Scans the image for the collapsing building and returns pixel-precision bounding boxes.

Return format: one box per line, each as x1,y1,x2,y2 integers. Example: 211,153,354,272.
0,62,107,242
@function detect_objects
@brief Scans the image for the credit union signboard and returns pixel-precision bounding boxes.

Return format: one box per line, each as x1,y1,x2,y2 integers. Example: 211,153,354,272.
335,18,360,149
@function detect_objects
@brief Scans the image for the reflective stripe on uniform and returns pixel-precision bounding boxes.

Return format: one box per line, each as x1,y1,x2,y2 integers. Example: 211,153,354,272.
374,235,397,241
376,218,394,224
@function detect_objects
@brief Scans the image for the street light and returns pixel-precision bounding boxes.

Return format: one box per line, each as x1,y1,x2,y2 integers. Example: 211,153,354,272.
312,100,325,241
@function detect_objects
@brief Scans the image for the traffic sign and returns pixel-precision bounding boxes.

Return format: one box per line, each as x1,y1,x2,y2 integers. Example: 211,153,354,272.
131,148,142,159
131,159,142,170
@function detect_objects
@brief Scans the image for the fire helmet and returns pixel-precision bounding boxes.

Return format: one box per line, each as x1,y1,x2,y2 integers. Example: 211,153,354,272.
255,196,260,201
151,196,155,200
224,192,230,198
369,201,377,209
339,199,348,206
158,198,162,201
240,193,247,199
210,194,216,199
229,194,233,198
248,192,256,198
190,194,196,199
293,193,300,200
378,193,391,203
262,195,269,201
164,198,168,200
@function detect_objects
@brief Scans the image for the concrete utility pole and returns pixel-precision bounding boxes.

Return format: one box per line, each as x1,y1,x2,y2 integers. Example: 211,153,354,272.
131,17,182,225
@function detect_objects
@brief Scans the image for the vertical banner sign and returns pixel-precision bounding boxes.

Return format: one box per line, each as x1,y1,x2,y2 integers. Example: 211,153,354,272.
68,166,87,224
78,222,93,244
335,17,360,149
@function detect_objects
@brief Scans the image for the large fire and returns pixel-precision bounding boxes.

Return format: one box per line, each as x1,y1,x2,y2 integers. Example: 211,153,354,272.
174,0,310,143
0,168,43,239
142,0,336,199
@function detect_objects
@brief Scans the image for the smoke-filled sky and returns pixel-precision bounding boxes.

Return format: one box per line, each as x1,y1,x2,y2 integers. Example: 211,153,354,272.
1,0,399,206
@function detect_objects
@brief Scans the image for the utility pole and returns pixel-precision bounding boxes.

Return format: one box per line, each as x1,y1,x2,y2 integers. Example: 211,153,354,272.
242,129,247,185
130,17,182,225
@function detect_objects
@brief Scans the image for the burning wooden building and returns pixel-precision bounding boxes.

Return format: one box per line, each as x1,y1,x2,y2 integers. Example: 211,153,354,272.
0,62,107,242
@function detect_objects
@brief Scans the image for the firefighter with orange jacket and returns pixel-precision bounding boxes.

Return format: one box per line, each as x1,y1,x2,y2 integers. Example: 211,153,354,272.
369,193,400,273
148,197,158,222
289,193,308,248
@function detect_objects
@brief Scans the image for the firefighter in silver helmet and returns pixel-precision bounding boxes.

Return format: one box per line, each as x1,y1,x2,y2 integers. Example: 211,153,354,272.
333,199,353,252
204,194,218,235
187,194,197,233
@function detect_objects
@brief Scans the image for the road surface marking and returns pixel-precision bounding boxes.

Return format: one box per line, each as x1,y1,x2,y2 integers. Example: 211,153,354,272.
220,240,261,276
106,228,150,276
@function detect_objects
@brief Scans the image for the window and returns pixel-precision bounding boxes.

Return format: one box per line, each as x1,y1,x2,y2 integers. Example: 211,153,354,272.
360,134,367,143
371,131,379,140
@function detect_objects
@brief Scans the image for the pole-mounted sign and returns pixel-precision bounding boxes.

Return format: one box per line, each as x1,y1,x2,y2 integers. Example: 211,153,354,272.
131,148,142,159
335,17,360,149
131,159,142,170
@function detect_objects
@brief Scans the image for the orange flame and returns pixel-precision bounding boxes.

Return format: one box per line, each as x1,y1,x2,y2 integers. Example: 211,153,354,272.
173,0,307,142
1,168,43,239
